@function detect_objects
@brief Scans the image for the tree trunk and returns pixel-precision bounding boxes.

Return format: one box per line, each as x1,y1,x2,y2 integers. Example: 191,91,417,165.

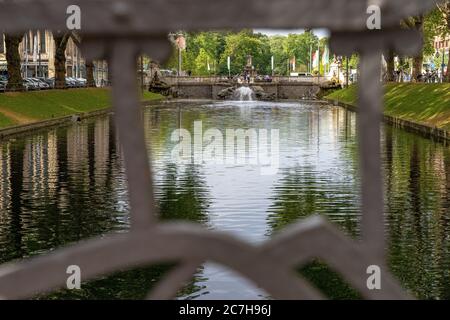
412,55,423,82
86,61,96,87
411,16,424,81
53,32,71,89
386,50,395,82
4,34,23,91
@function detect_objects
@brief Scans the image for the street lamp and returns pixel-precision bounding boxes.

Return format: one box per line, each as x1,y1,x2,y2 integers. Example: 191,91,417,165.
346,56,349,87
442,48,446,83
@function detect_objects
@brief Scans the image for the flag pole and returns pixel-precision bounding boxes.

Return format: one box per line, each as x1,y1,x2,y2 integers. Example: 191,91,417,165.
317,41,320,74
309,45,312,74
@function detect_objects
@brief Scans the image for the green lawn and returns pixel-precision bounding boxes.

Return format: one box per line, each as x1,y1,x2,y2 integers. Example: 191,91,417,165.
0,88,164,129
326,83,450,131
0,112,16,127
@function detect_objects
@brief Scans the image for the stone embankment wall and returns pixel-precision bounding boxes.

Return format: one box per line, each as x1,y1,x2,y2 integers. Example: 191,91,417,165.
172,82,321,99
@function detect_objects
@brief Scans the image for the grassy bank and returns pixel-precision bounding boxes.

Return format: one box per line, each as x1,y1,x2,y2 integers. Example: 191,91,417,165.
0,88,164,129
326,83,450,131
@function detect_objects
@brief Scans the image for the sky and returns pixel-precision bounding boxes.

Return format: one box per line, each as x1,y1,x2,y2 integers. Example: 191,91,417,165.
254,28,330,39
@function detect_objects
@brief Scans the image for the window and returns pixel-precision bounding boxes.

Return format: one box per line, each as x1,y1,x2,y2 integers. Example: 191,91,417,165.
40,30,46,53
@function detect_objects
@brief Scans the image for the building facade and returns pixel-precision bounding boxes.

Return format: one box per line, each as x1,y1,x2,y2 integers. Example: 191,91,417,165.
434,35,450,52
434,35,449,78
0,30,108,84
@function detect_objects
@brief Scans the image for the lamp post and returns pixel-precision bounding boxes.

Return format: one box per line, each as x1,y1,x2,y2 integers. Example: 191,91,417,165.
178,46,181,76
140,55,144,94
309,44,312,74
346,56,349,87
271,56,274,76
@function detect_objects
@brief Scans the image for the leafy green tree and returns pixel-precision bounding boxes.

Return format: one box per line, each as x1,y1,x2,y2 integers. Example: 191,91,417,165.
269,36,289,75
219,30,271,75
402,15,426,81
435,1,450,81
194,48,213,75
283,32,319,73
402,5,450,82
196,32,227,74
163,30,331,77
164,31,227,76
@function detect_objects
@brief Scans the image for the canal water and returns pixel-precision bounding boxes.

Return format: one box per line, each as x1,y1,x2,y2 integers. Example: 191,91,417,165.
0,101,448,299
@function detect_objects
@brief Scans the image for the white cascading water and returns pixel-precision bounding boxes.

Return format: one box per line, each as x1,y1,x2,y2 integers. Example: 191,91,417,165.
233,86,254,101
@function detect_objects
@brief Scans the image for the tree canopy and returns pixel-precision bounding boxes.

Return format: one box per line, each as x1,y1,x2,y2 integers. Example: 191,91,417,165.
163,30,327,76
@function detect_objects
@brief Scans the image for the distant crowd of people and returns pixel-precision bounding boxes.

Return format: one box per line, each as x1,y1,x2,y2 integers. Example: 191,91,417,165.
231,72,273,84
386,69,446,83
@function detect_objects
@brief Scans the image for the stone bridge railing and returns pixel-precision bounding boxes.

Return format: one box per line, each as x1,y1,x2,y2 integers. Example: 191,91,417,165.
163,76,328,85
0,0,438,300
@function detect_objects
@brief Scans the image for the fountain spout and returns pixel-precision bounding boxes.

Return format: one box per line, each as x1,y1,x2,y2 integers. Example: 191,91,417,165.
233,86,254,101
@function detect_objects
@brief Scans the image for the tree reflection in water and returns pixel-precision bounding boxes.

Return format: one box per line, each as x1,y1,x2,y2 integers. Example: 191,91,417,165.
0,102,449,299
266,165,360,299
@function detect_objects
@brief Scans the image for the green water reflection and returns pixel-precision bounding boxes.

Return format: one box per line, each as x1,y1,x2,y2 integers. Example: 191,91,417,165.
0,101,448,299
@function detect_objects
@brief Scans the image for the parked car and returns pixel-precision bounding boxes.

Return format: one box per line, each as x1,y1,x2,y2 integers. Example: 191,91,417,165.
22,79,35,91
160,69,176,77
29,78,50,90
65,77,87,88
37,77,55,88
26,78,42,90
65,77,77,88
0,80,6,92
75,78,87,87
68,77,87,87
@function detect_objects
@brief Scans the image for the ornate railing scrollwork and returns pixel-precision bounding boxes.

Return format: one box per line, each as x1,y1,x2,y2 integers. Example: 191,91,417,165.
0,0,439,300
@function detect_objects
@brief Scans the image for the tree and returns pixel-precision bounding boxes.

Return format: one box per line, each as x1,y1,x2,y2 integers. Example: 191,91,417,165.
269,36,289,75
194,48,213,75
72,33,96,87
53,32,71,88
4,34,23,90
283,32,319,73
196,32,226,74
403,15,425,81
385,50,396,82
220,30,271,75
436,1,450,81
85,61,95,87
